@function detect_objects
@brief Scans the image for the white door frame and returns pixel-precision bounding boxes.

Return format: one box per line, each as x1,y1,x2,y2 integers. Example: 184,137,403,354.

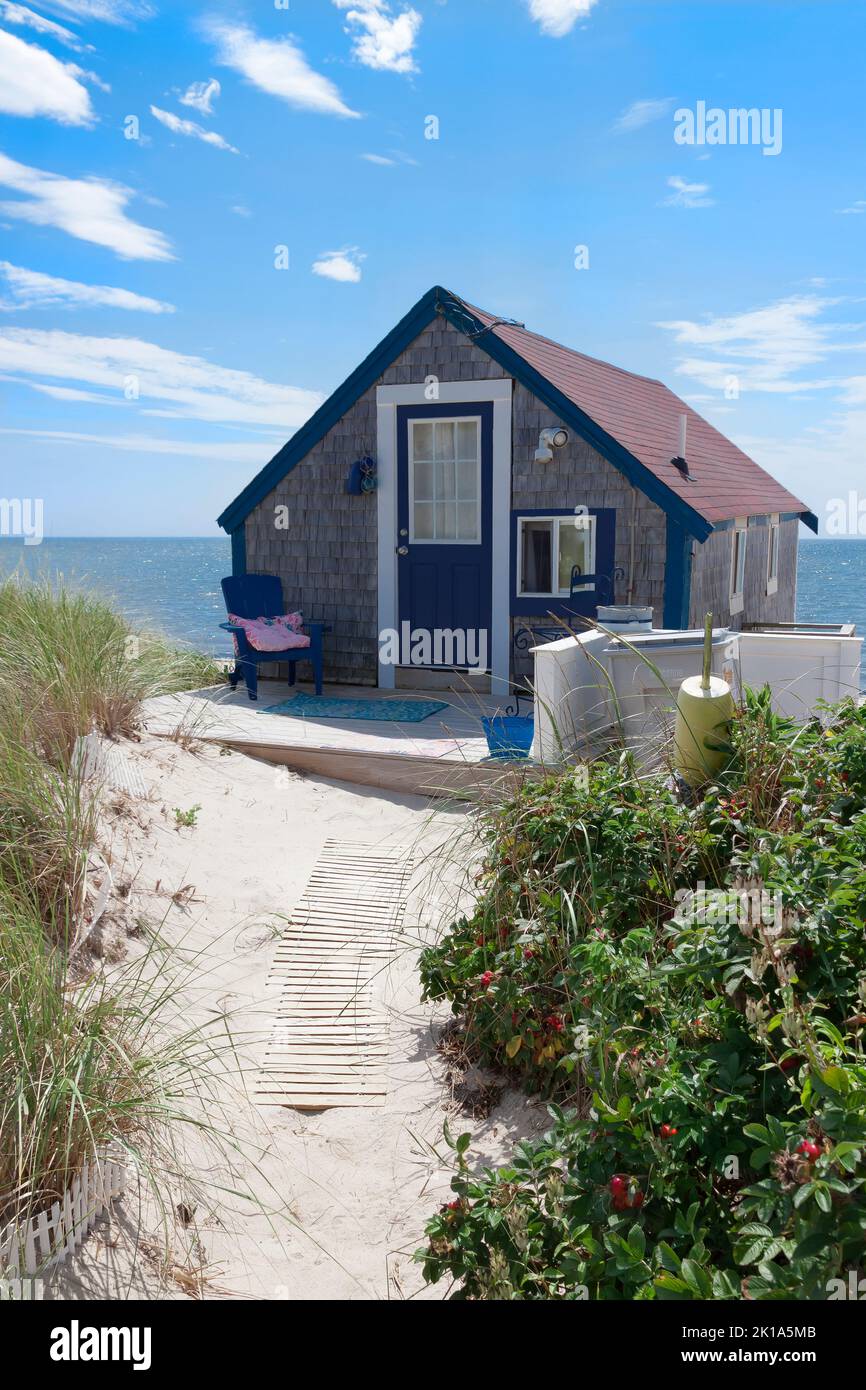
376,379,513,695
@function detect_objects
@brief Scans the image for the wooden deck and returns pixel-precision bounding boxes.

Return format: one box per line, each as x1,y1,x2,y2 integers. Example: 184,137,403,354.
143,679,540,796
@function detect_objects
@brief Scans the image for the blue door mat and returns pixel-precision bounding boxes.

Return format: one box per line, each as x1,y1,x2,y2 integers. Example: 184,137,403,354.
263,692,449,723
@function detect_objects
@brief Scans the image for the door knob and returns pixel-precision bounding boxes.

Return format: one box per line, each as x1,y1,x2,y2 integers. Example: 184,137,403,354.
396,545,409,556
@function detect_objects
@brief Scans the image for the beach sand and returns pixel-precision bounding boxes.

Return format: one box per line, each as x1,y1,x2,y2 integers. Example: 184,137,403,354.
53,736,545,1301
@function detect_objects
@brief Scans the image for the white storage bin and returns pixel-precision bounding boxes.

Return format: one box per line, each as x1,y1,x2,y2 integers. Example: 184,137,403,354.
603,629,739,751
738,625,862,721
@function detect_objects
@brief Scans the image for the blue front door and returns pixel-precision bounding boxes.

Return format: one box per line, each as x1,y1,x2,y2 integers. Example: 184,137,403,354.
396,402,493,669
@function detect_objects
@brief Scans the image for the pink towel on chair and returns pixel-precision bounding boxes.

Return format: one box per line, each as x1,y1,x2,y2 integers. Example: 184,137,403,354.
228,613,311,652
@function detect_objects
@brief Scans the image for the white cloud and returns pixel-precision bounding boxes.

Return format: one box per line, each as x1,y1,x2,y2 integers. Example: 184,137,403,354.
0,151,173,260
836,199,866,215
613,98,674,133
150,105,238,154
333,0,422,75
36,1,155,23
656,296,866,395
0,27,98,124
0,427,284,464
0,261,175,313
0,2,88,50
204,19,359,119
312,249,365,283
231,204,251,217
526,0,599,38
361,152,396,165
179,78,220,115
662,174,715,208
0,327,324,427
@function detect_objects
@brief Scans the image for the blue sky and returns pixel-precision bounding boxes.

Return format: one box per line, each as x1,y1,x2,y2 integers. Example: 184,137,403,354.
0,0,864,536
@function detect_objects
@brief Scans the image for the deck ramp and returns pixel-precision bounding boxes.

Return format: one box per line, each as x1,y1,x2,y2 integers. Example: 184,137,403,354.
256,840,414,1109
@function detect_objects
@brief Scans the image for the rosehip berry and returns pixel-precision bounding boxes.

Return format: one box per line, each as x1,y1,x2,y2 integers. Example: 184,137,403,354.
609,1175,626,1196
660,1124,678,1138
797,1140,821,1160
479,971,493,987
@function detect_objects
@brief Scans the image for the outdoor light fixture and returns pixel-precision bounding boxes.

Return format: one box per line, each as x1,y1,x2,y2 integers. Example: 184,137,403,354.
535,426,570,463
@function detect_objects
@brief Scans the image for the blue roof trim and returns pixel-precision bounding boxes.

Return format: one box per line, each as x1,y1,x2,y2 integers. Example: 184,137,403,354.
218,285,816,541
218,286,444,533
711,510,818,535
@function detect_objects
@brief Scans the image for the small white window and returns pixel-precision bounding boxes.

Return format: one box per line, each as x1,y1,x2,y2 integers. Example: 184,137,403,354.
730,522,748,615
517,513,596,598
766,515,780,596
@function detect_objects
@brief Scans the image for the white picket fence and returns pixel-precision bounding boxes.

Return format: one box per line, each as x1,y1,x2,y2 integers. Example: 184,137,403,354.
0,1153,125,1280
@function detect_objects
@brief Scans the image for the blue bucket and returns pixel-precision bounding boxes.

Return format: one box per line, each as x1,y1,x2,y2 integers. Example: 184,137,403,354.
482,715,534,760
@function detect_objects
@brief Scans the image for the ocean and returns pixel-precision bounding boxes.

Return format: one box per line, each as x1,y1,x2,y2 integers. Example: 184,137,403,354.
0,536,862,659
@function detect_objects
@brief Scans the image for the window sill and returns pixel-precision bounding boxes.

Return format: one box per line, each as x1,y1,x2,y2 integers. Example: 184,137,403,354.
730,592,745,616
766,578,778,597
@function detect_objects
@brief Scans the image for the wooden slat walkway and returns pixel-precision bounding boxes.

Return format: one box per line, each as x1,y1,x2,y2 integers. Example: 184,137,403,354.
256,841,414,1109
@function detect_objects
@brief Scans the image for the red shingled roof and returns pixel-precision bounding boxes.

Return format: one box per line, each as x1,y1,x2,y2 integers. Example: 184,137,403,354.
463,296,814,530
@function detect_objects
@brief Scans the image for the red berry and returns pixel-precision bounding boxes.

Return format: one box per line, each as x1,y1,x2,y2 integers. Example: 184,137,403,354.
609,1175,626,1196
631,1189,645,1209
660,1124,678,1138
797,1140,821,1160
479,971,494,988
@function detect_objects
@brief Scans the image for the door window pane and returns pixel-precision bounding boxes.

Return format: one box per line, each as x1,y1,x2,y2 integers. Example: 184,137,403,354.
413,502,434,540
410,417,480,542
413,422,434,460
457,421,477,459
413,459,434,501
457,502,477,540
435,423,455,461
436,501,456,537
456,457,477,501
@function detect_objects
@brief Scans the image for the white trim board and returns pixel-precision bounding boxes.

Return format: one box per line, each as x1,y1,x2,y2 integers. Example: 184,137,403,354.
376,380,513,695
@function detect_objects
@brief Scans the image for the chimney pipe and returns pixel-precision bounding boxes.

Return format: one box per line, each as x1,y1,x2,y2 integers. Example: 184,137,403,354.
671,413,689,476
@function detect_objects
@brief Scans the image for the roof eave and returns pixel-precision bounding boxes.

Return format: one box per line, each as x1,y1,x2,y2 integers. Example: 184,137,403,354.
218,285,449,533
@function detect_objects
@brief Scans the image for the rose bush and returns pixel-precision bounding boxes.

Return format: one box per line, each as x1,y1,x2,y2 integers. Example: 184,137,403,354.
418,691,866,1299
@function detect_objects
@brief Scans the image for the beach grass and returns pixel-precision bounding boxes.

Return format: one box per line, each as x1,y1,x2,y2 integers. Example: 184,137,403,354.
0,576,221,767
0,577,250,1263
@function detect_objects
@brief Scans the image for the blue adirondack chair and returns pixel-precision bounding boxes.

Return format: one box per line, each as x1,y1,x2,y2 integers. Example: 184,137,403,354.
220,575,325,701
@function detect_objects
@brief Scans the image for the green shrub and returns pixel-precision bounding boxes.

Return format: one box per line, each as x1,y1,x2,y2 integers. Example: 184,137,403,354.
418,692,866,1299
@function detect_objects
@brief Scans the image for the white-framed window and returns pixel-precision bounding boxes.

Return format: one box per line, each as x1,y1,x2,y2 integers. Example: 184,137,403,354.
408,417,481,544
517,512,596,598
766,514,780,596
730,520,748,615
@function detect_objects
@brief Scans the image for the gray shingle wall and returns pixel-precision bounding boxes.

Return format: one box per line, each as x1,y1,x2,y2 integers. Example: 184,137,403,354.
688,519,798,629
510,383,668,679
244,315,505,685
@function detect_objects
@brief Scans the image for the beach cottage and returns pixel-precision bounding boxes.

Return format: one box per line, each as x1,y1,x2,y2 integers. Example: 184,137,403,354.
218,287,816,695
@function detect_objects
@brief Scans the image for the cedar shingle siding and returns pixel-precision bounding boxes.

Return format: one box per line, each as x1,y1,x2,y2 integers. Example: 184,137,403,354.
244,317,506,686
688,520,798,630
242,311,801,686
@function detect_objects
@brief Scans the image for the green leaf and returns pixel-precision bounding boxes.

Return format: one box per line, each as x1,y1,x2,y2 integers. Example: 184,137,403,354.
744,1123,771,1143
505,1035,523,1059
628,1224,646,1258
